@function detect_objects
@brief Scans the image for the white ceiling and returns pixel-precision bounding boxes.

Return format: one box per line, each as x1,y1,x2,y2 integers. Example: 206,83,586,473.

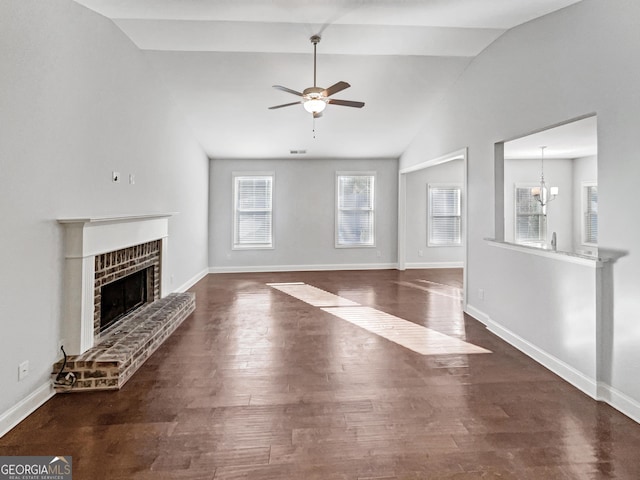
504,115,597,160
72,0,583,159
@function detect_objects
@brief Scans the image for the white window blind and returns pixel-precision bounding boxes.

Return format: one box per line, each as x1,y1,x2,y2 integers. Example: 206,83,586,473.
583,184,598,245
233,174,273,249
428,185,462,246
515,186,544,244
336,173,375,247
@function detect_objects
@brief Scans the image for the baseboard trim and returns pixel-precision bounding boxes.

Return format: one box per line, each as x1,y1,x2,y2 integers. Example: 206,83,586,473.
174,268,208,293
208,263,399,274
405,262,464,269
464,304,490,326
597,383,640,424
464,306,598,399
0,382,54,438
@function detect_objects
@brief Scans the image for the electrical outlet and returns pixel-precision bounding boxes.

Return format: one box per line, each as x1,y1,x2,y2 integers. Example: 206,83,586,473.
18,360,29,381
112,171,120,183
129,174,135,185
478,288,485,301
58,339,66,356
418,250,424,257
376,250,382,258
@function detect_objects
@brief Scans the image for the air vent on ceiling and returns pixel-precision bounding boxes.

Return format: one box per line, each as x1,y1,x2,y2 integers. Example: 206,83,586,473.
289,150,307,155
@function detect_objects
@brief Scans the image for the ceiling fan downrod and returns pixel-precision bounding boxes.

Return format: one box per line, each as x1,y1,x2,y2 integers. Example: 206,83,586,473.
310,35,321,88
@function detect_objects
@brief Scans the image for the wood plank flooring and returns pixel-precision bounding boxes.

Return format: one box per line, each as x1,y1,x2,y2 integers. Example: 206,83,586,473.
2,269,640,479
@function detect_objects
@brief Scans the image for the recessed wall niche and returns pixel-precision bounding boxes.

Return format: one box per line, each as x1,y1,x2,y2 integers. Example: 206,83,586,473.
495,115,598,256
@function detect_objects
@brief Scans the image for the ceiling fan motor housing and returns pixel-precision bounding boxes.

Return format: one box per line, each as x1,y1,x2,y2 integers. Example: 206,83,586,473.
303,86,325,99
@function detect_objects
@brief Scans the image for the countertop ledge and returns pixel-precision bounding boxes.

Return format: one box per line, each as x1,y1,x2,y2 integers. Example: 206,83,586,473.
485,239,607,267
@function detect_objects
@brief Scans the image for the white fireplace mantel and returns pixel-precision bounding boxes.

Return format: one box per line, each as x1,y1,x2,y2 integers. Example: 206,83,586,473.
58,213,175,355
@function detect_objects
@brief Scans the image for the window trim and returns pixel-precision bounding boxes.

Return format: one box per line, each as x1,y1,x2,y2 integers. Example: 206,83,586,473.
232,171,275,250
514,182,546,247
335,171,376,248
427,183,463,247
581,181,598,247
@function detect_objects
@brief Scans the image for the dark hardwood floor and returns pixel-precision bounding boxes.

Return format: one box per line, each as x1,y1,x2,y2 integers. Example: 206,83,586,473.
2,269,640,479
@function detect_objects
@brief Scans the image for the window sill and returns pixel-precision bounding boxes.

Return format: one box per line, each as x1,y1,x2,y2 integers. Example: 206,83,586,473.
232,245,274,251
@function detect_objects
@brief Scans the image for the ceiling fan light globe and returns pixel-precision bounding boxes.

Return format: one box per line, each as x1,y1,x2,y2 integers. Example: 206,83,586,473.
303,99,326,114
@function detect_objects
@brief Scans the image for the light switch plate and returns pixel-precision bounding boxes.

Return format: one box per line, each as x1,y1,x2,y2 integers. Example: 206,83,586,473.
18,360,29,381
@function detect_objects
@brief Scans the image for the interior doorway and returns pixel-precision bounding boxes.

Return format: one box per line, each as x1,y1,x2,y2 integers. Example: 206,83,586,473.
398,148,468,310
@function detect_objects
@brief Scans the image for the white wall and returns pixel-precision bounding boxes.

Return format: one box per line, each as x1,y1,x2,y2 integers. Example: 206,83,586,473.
0,0,209,430
504,158,573,251
209,158,398,271
400,0,640,421
405,160,464,266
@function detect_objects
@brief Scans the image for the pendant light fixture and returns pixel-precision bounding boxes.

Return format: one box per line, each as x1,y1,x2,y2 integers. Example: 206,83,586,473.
531,146,559,208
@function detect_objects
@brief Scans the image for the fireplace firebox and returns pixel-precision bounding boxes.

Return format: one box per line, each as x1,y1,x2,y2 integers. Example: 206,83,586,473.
100,268,149,332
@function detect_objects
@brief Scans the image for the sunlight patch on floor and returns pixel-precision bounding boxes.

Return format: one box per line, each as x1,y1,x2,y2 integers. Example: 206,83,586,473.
268,283,360,307
268,282,490,356
322,306,490,355
393,280,463,300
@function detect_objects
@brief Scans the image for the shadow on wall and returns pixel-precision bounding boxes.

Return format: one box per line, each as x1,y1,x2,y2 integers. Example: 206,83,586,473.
596,247,628,397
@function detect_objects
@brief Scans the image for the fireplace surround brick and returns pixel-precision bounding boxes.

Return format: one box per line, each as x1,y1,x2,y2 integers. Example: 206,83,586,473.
93,240,161,337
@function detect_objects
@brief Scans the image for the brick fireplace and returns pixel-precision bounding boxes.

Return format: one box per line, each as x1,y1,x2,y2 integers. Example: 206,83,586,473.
58,214,172,355
55,214,195,392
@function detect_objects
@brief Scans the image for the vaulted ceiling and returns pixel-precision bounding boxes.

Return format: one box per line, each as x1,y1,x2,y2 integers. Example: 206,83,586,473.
72,0,582,159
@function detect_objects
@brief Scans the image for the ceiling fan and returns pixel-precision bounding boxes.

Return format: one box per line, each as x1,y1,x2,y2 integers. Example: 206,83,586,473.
268,35,365,118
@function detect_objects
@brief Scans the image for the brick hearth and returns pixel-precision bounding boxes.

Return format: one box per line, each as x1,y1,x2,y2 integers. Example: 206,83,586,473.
52,292,195,392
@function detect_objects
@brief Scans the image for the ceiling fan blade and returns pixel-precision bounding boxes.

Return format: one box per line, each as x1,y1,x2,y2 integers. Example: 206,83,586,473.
268,101,302,110
328,99,365,108
323,81,350,97
273,85,303,96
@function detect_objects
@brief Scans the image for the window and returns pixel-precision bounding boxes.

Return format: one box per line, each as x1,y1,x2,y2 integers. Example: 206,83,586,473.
336,173,375,247
514,185,545,245
583,183,598,245
428,185,462,246
233,173,273,249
